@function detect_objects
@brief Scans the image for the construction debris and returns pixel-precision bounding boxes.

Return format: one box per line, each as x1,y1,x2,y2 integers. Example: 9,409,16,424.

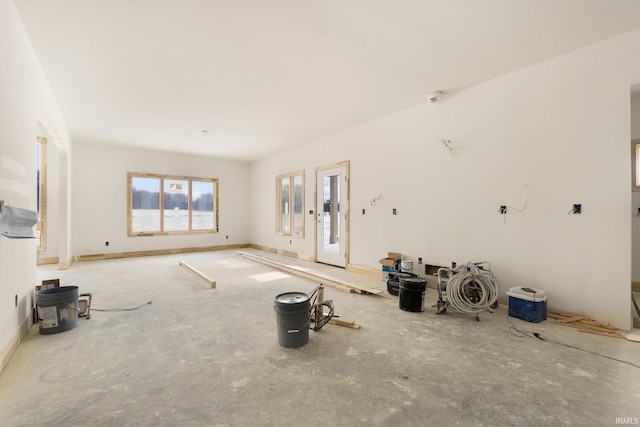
548,312,623,339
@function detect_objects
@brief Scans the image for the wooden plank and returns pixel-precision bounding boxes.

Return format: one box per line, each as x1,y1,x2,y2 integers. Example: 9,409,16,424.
549,311,580,319
311,316,361,330
328,318,361,329
557,315,589,324
238,251,384,296
239,252,353,293
578,329,624,339
551,320,616,333
632,282,640,292
179,260,216,288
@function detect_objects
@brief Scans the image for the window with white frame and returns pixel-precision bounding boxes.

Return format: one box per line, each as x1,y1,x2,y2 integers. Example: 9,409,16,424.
128,172,218,235
276,171,304,237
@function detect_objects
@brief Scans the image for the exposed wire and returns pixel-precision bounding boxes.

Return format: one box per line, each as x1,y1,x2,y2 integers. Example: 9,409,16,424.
311,300,335,331
507,314,640,369
507,184,528,213
92,301,152,312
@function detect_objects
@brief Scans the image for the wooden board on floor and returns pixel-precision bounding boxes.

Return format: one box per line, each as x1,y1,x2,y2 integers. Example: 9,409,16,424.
179,260,216,288
578,329,624,339
311,316,362,330
549,311,619,336
618,330,640,343
238,251,386,297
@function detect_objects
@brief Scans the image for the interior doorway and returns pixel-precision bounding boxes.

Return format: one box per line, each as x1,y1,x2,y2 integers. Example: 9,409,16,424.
315,161,349,268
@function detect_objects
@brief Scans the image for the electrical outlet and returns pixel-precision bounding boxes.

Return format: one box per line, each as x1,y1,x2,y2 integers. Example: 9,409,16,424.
362,209,366,215
105,241,109,246
418,257,423,265
393,208,397,215
499,206,507,214
572,204,582,214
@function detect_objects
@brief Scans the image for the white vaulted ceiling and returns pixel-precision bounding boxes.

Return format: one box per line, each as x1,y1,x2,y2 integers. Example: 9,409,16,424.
14,0,640,162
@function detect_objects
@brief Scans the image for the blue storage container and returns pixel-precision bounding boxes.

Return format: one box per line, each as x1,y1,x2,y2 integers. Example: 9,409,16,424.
507,286,547,323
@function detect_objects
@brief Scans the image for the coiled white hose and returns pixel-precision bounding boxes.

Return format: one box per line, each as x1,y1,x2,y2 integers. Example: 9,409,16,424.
446,262,499,314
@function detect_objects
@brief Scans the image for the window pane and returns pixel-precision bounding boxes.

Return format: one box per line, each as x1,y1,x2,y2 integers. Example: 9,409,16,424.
281,178,290,233
192,181,215,230
132,177,161,232
164,179,189,231
293,175,303,234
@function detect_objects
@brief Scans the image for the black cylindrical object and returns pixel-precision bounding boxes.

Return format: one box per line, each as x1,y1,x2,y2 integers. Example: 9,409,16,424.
387,279,400,296
274,292,310,348
387,271,418,296
36,286,79,335
399,278,427,312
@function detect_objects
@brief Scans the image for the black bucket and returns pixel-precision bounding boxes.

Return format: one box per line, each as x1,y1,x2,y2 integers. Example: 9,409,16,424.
274,292,310,348
388,271,417,296
387,279,400,296
399,278,427,312
36,286,79,335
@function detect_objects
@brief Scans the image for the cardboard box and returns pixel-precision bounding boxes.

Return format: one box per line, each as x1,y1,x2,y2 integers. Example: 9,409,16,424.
379,252,401,266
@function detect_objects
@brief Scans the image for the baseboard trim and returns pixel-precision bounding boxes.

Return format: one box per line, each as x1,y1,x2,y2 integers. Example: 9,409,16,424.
37,256,59,265
76,244,250,262
72,244,379,279
0,312,32,375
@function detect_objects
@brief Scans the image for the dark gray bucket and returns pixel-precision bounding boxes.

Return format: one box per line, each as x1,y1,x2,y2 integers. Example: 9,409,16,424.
36,286,79,335
399,278,426,312
274,292,310,348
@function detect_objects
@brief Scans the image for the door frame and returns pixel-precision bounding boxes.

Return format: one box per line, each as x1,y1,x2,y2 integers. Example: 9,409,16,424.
314,160,350,267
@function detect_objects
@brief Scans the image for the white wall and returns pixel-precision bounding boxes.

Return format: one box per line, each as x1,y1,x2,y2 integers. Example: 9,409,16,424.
251,29,640,330
72,143,250,255
631,94,640,281
0,0,72,368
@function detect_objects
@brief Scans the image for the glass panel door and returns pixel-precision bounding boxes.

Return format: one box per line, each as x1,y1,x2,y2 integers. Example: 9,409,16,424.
316,165,347,267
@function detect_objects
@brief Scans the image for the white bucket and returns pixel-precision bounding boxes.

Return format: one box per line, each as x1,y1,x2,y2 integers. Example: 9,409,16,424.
400,260,413,273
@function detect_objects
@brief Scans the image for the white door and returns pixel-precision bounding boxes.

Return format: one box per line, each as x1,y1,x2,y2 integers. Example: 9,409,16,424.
316,165,347,267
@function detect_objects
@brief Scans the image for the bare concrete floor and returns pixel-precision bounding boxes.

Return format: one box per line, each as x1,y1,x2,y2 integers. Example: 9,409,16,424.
1,250,639,426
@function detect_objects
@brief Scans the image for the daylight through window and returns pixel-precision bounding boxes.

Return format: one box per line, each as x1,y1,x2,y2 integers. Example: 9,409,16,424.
276,171,304,237
128,172,218,235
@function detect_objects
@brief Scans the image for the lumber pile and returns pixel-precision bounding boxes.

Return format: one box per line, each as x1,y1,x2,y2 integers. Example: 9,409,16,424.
548,312,623,339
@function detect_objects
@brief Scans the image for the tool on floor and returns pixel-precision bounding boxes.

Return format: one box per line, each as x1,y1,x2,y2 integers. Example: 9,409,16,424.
435,262,499,321
78,292,92,319
308,284,335,331
274,284,360,349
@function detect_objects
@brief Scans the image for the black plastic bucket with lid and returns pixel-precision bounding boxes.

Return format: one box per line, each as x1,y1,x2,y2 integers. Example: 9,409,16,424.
387,272,417,296
399,278,427,312
36,286,79,335
274,292,310,348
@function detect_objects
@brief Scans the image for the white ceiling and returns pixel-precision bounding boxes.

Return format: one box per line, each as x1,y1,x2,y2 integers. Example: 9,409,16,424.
15,0,640,162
